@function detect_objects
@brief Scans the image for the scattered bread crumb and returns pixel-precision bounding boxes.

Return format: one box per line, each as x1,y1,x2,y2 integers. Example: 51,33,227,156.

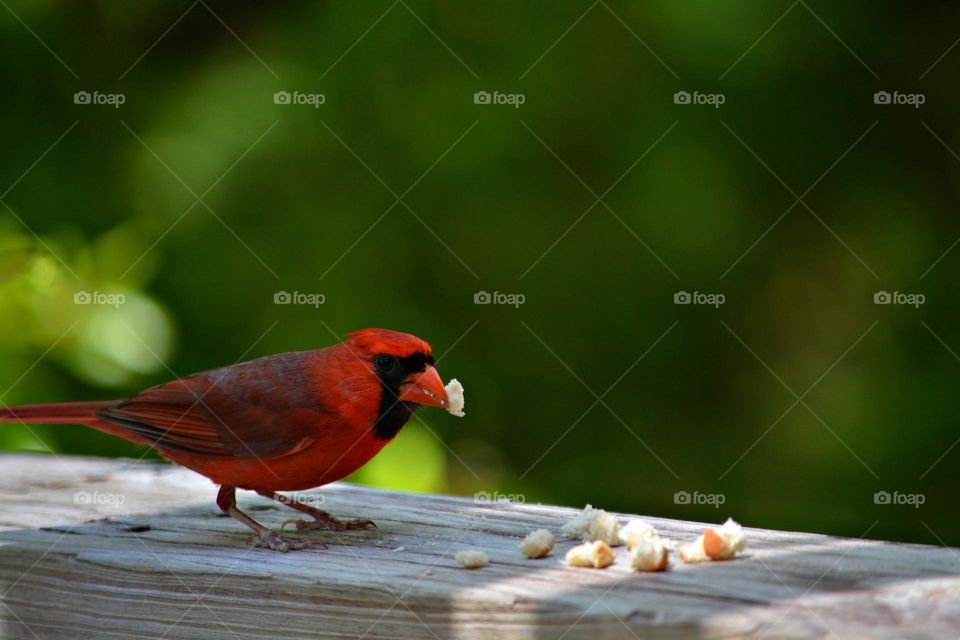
703,518,747,560
565,540,616,568
455,549,488,569
619,519,656,549
679,518,747,563
445,379,465,417
678,536,709,563
561,505,622,546
629,536,670,572
519,529,556,559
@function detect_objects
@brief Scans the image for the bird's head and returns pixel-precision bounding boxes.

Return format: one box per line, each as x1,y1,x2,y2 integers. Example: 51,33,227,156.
346,328,449,420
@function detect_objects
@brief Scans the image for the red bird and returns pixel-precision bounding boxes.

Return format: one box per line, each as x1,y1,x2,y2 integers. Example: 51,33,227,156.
0,328,452,551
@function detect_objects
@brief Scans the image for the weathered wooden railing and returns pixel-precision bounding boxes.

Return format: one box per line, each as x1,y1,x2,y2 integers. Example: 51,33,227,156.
0,454,957,638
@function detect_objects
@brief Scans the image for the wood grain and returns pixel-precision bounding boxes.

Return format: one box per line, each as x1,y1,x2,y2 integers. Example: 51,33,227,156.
0,454,957,639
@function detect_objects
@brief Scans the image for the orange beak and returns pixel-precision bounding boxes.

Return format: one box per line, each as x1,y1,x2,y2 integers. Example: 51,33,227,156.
398,365,449,408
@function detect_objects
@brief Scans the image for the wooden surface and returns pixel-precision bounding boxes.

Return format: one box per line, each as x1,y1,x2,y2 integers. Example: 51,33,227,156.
0,454,957,639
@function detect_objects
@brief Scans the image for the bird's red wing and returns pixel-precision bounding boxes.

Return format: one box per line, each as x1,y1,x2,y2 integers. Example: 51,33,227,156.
95,374,315,459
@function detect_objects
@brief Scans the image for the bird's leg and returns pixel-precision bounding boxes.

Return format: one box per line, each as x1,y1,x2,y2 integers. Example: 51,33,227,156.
216,486,315,552
257,491,376,531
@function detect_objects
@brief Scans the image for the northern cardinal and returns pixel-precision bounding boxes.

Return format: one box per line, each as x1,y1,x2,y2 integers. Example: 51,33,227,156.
0,328,453,551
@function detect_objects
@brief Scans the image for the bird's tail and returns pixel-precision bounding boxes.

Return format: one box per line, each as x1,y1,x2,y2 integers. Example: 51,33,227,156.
0,401,119,426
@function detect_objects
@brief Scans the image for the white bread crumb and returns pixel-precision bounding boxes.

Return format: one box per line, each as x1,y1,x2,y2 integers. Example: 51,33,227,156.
445,379,465,417
619,519,656,549
629,536,670,572
561,505,622,546
565,540,616,568
519,529,556,559
703,518,747,560
678,535,709,563
679,518,747,563
455,549,488,569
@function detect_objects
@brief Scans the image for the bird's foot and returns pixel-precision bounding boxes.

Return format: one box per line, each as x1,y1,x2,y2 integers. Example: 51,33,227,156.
250,530,322,552
281,515,377,532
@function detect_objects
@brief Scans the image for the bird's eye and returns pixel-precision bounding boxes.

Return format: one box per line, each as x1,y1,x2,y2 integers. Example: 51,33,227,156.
374,354,397,373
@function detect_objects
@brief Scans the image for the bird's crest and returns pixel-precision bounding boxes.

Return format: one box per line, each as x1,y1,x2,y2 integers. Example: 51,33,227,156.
346,328,432,357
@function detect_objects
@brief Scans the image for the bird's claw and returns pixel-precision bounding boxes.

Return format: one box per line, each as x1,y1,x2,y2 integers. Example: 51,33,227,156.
251,530,321,552
281,516,377,532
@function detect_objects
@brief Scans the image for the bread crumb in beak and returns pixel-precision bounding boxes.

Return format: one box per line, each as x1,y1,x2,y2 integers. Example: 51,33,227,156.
445,378,465,417
455,549,488,568
519,529,556,559
565,540,616,568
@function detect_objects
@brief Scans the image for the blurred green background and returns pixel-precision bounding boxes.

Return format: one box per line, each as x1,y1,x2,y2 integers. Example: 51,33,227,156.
0,1,957,546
